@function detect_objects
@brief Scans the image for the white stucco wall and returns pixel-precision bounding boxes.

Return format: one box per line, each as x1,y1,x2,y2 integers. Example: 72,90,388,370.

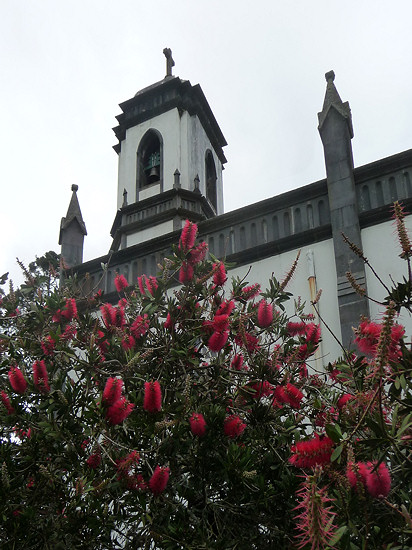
117,109,224,213
125,220,174,248
229,238,342,365
362,216,412,339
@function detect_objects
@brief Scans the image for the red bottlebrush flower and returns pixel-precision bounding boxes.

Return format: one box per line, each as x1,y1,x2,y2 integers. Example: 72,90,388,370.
33,360,50,394
179,262,194,284
100,303,115,328
257,299,273,328
61,298,78,321
289,434,334,469
164,312,173,330
41,335,56,356
249,380,274,399
337,394,353,409
143,381,162,413
106,397,134,425
366,462,391,498
212,314,230,332
8,366,27,394
1,390,15,415
213,262,227,286
224,414,246,438
149,465,170,496
103,377,124,406
346,461,369,490
189,412,207,437
179,219,198,252
121,334,136,351
294,474,337,550
97,330,109,354
239,283,261,301
305,323,321,344
116,450,140,474
235,332,260,353
100,303,125,329
61,323,77,341
130,314,149,339
230,354,245,371
146,276,158,295
216,299,235,316
273,385,288,405
86,451,101,470
355,320,381,355
113,306,126,328
284,383,304,409
287,321,307,336
137,275,158,296
114,273,129,292
208,330,229,352
188,241,208,264
116,451,142,489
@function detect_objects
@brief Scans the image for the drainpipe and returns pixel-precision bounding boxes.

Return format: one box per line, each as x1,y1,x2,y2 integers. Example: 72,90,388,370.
306,249,323,370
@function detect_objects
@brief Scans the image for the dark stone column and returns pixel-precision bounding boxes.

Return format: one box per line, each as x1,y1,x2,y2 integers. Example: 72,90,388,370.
318,71,369,348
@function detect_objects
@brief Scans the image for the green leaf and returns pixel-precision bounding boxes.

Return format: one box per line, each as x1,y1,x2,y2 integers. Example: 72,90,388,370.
329,525,347,545
325,423,342,443
331,444,343,462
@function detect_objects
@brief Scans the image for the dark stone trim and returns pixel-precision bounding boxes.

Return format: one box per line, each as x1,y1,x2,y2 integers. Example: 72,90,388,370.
354,149,412,183
114,208,206,240
110,188,216,238
200,178,328,233
224,225,332,267
359,197,412,229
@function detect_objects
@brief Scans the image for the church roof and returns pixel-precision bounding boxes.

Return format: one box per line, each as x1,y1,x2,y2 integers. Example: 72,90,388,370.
59,184,87,244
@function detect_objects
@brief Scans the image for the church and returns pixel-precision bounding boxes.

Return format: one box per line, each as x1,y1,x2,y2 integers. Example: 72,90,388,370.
59,51,412,365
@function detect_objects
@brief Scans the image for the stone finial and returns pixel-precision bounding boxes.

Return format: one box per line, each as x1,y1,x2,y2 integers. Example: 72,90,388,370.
193,174,201,195
71,184,79,192
173,169,181,189
122,188,128,207
318,70,353,138
163,48,175,78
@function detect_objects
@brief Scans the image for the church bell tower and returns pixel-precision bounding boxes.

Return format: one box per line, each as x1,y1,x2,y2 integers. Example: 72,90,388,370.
110,49,227,251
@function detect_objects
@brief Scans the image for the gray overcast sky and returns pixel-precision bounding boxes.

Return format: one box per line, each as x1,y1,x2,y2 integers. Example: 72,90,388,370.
1,1,411,284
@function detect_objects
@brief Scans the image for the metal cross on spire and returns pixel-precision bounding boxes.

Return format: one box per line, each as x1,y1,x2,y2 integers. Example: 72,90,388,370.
163,47,175,77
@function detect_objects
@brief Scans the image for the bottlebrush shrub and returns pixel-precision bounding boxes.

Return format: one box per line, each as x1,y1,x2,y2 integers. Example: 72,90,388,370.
1,218,412,550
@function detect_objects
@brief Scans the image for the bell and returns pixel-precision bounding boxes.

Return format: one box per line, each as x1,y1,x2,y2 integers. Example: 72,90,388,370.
147,165,160,183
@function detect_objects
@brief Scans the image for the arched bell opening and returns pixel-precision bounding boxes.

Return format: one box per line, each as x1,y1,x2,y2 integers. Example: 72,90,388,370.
205,150,217,212
136,130,163,193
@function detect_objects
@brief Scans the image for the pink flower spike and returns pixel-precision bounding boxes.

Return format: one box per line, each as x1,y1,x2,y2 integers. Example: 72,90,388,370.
179,262,194,284
114,273,129,292
61,298,78,321
1,390,15,415
179,220,198,252
8,366,27,394
189,412,207,437
106,397,134,425
149,465,170,496
208,331,229,352
102,377,124,406
86,451,102,470
366,462,391,498
33,360,50,394
213,262,227,286
224,414,246,438
143,381,162,413
257,299,273,328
